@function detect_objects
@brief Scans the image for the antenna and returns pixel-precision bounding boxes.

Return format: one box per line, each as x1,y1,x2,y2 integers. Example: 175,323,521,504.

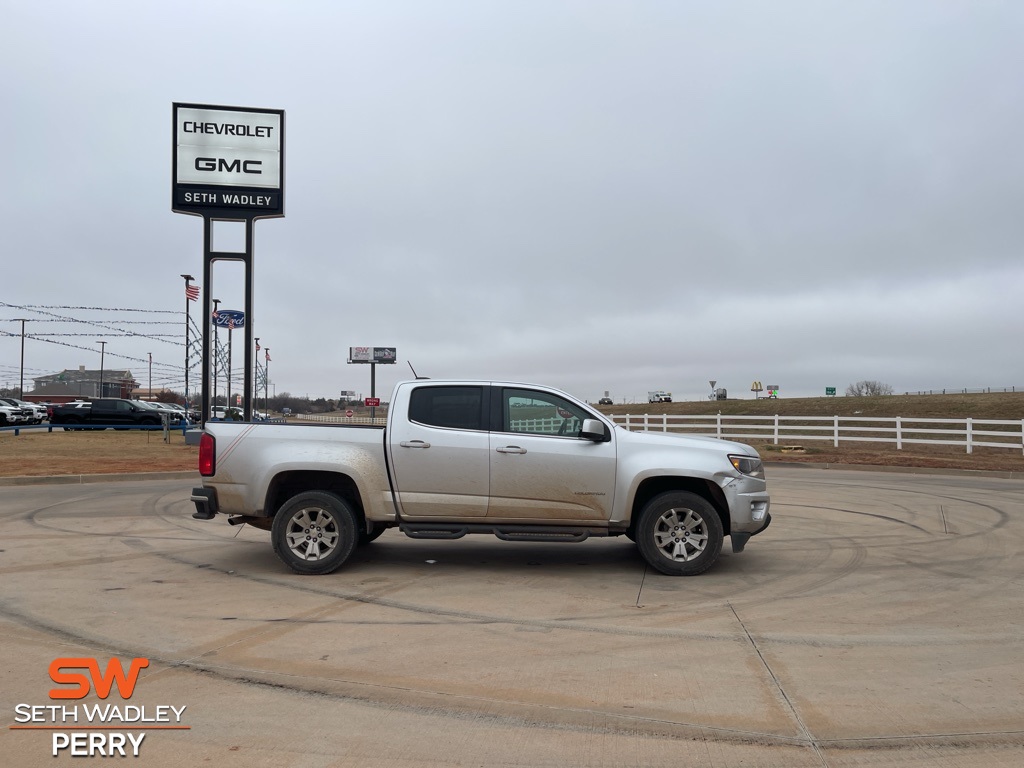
407,361,428,380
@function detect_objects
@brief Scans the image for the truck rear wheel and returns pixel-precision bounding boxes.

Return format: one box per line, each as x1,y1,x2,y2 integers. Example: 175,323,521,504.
635,491,723,576
271,491,358,575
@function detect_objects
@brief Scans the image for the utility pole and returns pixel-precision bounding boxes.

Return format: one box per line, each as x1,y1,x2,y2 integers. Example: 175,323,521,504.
98,340,107,398
227,320,234,411
14,318,27,397
148,353,152,400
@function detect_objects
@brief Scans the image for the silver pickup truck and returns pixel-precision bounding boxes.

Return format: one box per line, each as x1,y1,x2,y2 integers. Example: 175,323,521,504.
191,380,771,576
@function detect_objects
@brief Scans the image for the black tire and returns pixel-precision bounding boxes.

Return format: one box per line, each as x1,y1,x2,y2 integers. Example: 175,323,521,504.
634,491,724,576
358,522,387,546
271,491,358,575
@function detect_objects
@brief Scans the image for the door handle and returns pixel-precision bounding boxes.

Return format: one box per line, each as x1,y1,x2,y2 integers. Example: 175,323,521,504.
400,440,431,448
496,446,527,454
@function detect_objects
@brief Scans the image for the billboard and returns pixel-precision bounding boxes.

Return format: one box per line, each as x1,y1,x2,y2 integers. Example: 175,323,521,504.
348,347,397,364
172,103,285,217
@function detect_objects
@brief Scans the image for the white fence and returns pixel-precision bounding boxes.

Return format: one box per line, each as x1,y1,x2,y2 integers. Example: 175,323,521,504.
296,412,1024,454
296,414,386,426
611,414,1024,455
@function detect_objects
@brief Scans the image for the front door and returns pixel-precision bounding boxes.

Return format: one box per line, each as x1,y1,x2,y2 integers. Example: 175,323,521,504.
487,387,616,522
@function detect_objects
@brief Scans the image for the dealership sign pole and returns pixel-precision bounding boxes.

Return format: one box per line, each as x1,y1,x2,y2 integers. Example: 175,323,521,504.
172,103,284,423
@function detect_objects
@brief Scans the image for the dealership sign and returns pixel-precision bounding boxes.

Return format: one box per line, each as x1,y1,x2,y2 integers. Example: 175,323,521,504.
172,103,284,217
213,309,245,329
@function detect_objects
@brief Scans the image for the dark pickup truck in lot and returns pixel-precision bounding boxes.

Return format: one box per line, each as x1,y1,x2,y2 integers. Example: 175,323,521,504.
49,399,178,429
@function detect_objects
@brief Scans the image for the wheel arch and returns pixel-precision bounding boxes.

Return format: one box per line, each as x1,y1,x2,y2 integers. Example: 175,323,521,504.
629,476,729,536
265,470,367,531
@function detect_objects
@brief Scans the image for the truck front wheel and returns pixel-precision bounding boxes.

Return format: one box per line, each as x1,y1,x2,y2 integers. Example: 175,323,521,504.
635,491,724,576
271,491,358,575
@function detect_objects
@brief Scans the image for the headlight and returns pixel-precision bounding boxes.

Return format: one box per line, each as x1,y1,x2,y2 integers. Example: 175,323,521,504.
729,454,764,479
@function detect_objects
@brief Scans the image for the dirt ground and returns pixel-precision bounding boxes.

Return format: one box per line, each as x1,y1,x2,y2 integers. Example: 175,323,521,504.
1,426,1021,478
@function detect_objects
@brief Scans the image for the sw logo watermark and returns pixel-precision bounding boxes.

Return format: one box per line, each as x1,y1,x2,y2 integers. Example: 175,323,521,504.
10,657,190,758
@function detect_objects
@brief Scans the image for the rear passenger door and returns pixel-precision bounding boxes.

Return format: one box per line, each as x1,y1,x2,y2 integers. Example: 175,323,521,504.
388,385,490,519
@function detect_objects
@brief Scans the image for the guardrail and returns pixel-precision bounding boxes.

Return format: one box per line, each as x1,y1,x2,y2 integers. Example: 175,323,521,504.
1,421,192,436
611,414,1024,454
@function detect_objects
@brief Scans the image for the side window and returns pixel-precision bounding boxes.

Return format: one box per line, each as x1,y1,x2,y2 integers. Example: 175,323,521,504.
503,388,589,437
116,400,132,412
408,386,484,431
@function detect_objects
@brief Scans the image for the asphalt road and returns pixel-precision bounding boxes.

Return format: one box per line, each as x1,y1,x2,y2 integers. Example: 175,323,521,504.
1,468,1022,767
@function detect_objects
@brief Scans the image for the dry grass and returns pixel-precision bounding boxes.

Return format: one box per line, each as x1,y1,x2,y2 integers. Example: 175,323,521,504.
0,429,197,477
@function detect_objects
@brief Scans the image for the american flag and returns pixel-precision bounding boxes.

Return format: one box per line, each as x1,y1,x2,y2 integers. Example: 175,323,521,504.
265,350,271,362
255,341,260,352
185,283,200,302
228,318,235,330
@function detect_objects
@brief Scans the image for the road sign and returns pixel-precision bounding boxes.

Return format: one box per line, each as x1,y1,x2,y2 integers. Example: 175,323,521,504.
365,397,381,407
345,409,354,418
826,387,837,396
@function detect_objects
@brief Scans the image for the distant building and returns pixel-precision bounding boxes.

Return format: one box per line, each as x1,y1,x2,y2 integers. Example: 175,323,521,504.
27,365,136,402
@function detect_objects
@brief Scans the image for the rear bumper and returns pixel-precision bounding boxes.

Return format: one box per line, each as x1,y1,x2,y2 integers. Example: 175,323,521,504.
190,487,219,520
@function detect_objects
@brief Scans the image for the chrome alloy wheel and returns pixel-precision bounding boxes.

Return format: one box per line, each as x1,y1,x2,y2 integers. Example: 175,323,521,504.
652,506,710,562
284,506,341,561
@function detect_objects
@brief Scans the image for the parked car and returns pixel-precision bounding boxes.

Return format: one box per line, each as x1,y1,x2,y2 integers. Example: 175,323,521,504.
598,397,613,405
0,402,26,426
0,398,34,424
49,398,175,428
148,401,188,422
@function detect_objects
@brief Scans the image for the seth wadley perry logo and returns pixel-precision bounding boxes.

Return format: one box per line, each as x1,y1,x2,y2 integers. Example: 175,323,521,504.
10,657,190,757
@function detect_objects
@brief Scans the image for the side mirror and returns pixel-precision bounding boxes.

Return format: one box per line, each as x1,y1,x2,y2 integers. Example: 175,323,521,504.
580,418,607,442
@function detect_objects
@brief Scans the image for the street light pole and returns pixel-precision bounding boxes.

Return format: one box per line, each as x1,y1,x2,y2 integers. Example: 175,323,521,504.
98,340,107,398
181,274,195,412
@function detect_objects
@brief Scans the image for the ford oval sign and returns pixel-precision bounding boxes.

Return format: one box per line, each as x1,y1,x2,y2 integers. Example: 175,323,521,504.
213,309,245,329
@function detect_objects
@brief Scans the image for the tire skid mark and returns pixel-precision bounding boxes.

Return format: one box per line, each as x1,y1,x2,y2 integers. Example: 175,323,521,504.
2,598,1019,751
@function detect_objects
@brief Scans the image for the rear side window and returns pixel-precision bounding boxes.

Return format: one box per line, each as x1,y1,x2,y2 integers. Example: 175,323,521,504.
408,386,484,431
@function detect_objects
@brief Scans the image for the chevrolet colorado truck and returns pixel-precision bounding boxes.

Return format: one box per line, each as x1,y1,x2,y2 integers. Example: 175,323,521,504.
191,380,771,576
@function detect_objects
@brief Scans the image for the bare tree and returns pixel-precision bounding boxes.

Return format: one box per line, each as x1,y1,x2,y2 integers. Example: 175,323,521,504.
846,380,894,397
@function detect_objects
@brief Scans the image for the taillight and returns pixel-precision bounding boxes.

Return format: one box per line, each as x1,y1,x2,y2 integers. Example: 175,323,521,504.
199,433,215,476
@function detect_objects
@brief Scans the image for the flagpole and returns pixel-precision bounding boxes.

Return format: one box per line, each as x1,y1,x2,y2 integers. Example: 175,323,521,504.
211,299,221,411
254,337,260,417
180,274,195,410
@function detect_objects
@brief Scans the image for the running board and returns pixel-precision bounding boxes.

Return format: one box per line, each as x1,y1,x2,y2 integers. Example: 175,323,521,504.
400,523,595,543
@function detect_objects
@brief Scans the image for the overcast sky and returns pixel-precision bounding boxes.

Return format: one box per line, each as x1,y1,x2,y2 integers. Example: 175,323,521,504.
2,1,1022,404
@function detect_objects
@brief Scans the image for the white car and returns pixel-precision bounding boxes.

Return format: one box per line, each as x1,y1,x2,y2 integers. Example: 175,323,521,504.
7,399,47,424
0,402,28,425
